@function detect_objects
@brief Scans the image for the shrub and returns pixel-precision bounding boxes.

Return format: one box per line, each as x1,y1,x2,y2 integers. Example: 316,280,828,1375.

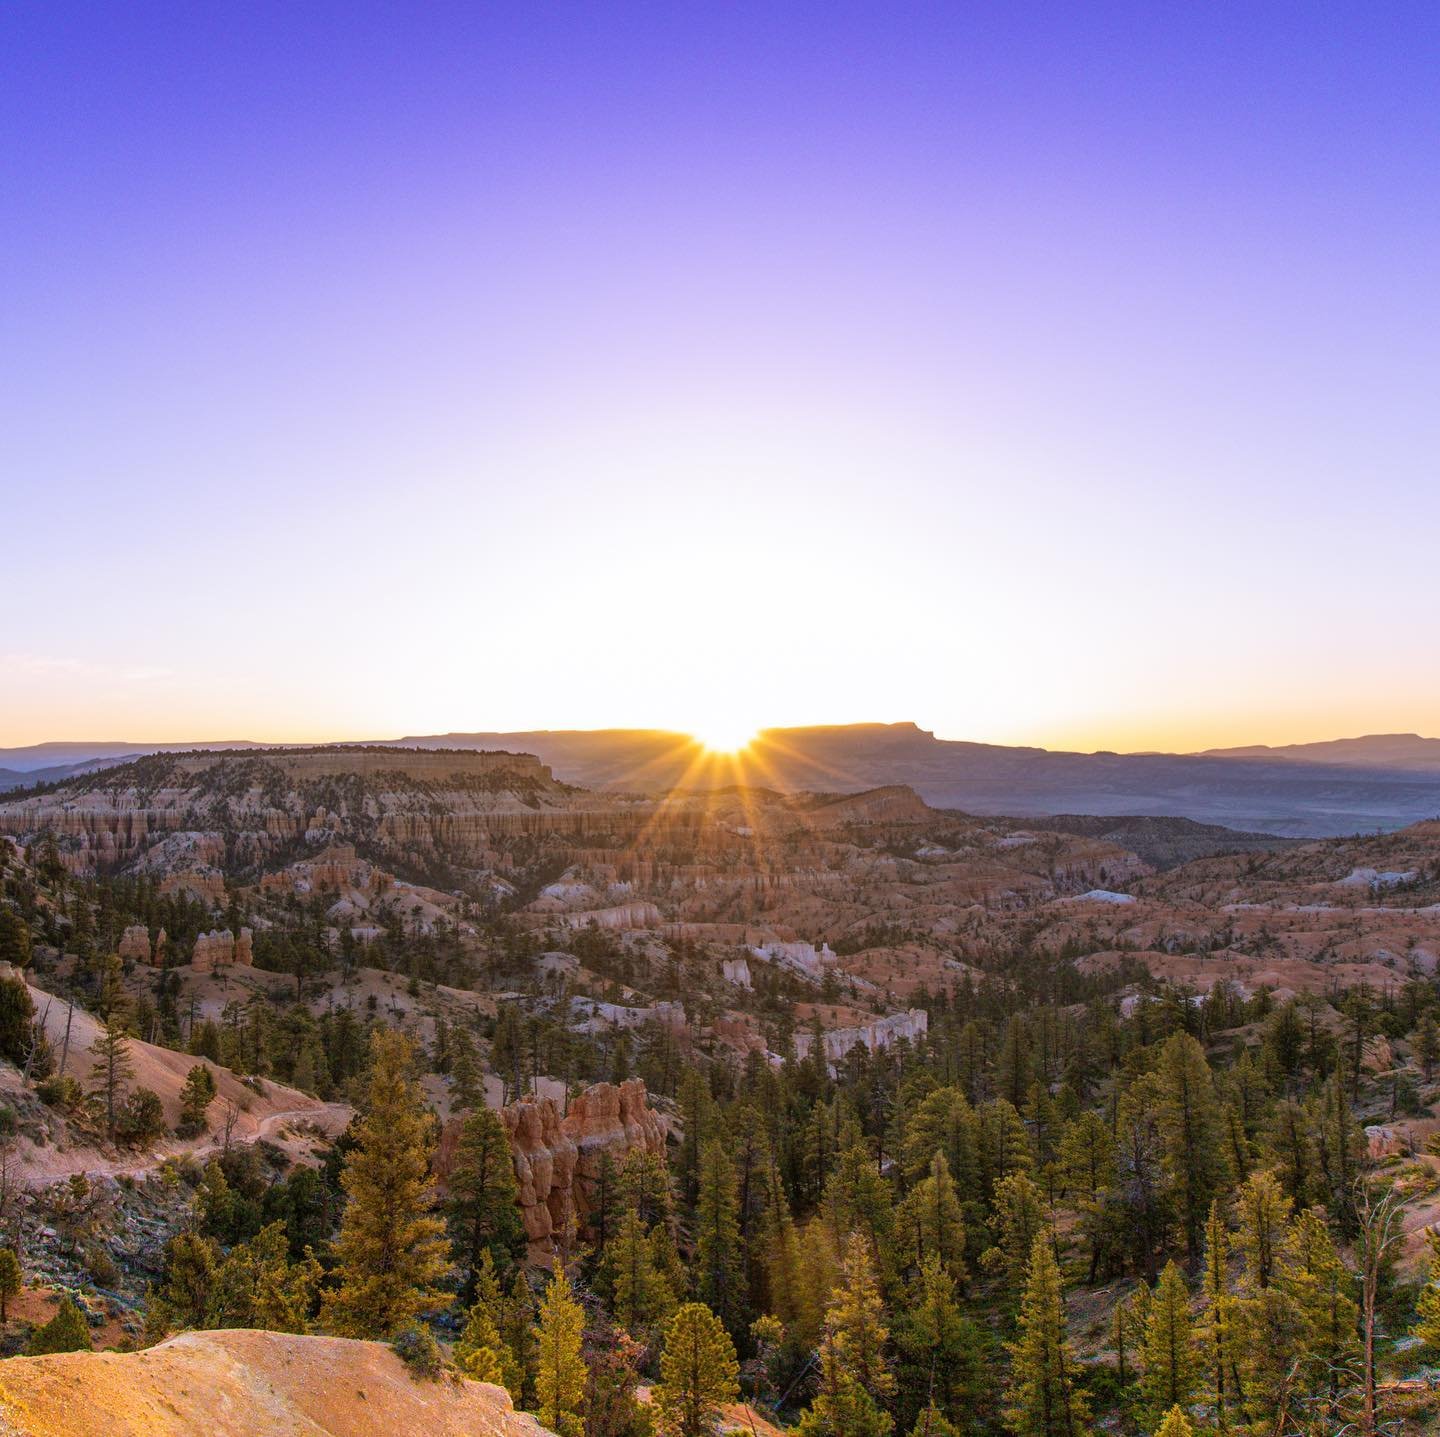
116,1088,167,1146
0,977,34,1065
36,1075,82,1110
392,1323,446,1381
27,1295,92,1354
85,1244,119,1287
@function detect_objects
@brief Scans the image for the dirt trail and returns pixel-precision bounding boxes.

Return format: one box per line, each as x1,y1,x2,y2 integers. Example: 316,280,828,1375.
9,978,352,1188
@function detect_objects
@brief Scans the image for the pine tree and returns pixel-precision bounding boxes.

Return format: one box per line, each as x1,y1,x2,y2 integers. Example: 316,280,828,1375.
909,1406,961,1437
654,1301,740,1437
1265,1099,1314,1208
1153,1407,1194,1437
1415,1228,1440,1353
991,1171,1047,1295
1316,1073,1363,1237
902,1085,979,1194
1228,1173,1309,1433
1057,1111,1116,1204
90,1016,134,1142
796,1327,894,1437
1231,1169,1291,1292
826,1234,895,1401
1115,1074,1170,1283
502,1268,538,1406
997,1016,1033,1109
27,1295,92,1353
210,1221,321,1332
534,1262,587,1437
1198,1200,1236,1431
1285,1206,1359,1419
322,1030,450,1338
456,1251,522,1397
608,1204,671,1333
1414,1011,1440,1082
177,1063,217,1136
695,1138,745,1335
678,1069,715,1210
900,1151,968,1286
1140,1261,1198,1419
978,1099,1034,1198
449,1027,484,1110
1155,1033,1228,1266
456,1296,509,1385
0,1247,21,1322
825,1140,897,1261
895,1254,991,1433
1005,1231,1091,1437
151,1230,221,1331
447,1105,524,1297
762,1160,805,1329
619,1146,675,1230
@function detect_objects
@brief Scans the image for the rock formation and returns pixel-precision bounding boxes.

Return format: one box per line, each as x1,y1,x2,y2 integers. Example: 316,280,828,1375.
437,1078,667,1257
536,901,662,932
259,843,394,898
793,1008,929,1069
157,867,226,907
117,925,152,963
190,927,253,970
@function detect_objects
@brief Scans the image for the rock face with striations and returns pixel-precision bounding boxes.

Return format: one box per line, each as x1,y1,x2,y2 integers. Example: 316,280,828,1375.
438,1078,667,1257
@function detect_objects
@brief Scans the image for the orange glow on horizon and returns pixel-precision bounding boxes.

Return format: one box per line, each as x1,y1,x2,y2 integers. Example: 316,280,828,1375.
690,722,760,756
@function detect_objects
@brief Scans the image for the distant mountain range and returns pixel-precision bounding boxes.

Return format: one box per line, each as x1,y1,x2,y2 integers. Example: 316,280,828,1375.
1201,733,1440,769
4,725,1440,837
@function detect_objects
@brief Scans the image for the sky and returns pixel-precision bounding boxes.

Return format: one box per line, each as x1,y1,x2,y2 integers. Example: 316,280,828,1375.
3,2,1439,753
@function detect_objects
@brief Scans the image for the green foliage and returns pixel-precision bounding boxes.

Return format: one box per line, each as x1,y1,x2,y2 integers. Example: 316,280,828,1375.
88,1016,134,1142
448,1104,525,1296
534,1263,587,1437
391,1322,446,1380
1005,1232,1092,1437
27,1295,92,1354
654,1302,740,1437
0,1246,22,1322
455,1251,523,1398
1139,1261,1197,1420
694,1138,744,1336
177,1063,218,1136
116,1086,167,1145
322,1030,450,1338
0,975,35,1068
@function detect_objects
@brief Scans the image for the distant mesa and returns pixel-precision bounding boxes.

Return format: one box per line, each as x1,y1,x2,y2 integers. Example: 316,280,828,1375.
5,725,1440,835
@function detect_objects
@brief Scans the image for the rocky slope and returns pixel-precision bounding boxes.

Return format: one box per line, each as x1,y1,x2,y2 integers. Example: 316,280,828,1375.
0,1329,554,1436
2,970,349,1187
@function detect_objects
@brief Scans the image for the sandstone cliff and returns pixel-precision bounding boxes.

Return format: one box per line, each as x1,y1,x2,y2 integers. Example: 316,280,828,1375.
0,1329,554,1436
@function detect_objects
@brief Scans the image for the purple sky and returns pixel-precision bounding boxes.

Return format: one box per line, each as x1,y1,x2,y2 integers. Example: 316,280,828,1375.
3,4,1439,749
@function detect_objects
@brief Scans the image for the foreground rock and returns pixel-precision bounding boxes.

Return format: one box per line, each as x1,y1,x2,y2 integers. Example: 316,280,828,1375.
0,1329,555,1436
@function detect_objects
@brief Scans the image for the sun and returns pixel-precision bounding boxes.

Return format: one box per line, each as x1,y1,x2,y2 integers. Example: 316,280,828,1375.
692,720,759,755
